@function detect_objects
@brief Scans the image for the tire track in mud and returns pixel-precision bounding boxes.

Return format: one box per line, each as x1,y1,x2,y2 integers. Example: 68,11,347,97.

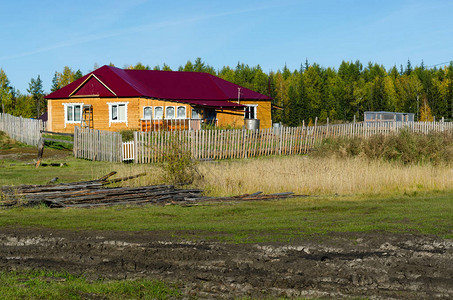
0,229,452,299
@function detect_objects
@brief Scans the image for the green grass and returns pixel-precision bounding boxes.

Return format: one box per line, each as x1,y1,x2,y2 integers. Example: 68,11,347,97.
42,133,74,150
1,191,452,242
1,135,452,242
0,270,180,299
0,157,118,186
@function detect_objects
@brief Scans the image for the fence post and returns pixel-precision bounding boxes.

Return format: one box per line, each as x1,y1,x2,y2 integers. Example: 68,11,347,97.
133,131,138,163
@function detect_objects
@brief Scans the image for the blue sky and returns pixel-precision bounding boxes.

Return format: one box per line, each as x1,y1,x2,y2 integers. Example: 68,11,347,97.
1,0,453,93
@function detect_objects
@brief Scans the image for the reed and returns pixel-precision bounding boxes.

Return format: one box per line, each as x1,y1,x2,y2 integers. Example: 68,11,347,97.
100,155,453,196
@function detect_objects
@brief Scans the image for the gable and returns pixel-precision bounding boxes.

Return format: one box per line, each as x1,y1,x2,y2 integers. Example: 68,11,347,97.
71,75,116,97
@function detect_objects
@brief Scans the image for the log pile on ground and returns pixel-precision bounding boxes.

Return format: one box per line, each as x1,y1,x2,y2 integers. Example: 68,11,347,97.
0,172,303,208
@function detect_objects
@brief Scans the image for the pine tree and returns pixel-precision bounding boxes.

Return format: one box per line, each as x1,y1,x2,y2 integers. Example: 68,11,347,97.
27,75,44,118
162,63,172,71
51,72,59,92
405,59,413,75
182,60,194,72
74,69,83,80
193,57,205,72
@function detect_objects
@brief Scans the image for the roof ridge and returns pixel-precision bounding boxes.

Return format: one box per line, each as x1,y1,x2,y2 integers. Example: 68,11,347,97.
206,73,232,100
103,66,146,96
209,73,260,100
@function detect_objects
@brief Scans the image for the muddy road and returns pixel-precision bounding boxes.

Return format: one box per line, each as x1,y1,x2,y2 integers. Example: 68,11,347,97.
0,228,452,299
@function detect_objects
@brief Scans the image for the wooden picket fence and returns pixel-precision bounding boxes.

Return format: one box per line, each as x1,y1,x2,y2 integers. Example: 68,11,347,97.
0,113,43,146
133,121,453,163
122,141,135,161
73,126,123,162
71,121,453,163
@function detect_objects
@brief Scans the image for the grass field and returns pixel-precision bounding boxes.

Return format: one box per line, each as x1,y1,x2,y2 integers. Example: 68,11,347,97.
0,270,180,299
3,154,453,195
1,141,453,241
1,191,452,241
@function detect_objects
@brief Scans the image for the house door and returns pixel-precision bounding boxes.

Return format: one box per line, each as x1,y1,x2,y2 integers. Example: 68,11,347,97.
82,105,94,129
204,108,217,125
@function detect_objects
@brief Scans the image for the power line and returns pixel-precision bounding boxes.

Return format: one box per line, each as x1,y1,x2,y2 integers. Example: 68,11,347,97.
425,60,453,68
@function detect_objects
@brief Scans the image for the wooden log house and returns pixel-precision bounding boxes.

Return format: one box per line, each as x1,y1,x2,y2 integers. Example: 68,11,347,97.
45,65,273,133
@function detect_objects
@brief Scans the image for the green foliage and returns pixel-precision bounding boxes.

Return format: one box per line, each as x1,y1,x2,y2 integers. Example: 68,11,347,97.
0,131,17,150
313,130,453,165
50,66,80,92
419,96,434,121
119,129,136,142
0,270,180,299
0,68,13,114
131,62,151,70
0,131,33,151
159,134,198,185
11,92,36,118
27,75,44,117
6,58,453,123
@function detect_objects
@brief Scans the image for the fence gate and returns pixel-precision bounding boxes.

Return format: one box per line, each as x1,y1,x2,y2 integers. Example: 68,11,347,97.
122,141,135,161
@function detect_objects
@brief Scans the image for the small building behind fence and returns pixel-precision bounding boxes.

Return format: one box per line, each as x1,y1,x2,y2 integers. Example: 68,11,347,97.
364,111,415,123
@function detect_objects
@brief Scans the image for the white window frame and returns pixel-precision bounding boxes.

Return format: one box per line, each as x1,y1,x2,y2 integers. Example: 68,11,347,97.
244,104,258,119
176,106,187,119
108,102,128,127
154,106,163,120
63,103,83,128
165,106,176,120
143,106,153,120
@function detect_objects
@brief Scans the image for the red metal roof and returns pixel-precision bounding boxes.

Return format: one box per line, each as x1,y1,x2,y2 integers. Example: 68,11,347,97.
46,66,271,106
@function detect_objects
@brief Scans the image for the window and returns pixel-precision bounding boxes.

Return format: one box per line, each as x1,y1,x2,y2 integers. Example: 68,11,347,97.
112,104,126,121
191,108,201,119
63,103,83,128
177,106,186,119
66,104,81,122
244,104,257,119
382,113,394,121
166,106,175,119
154,106,163,119
108,102,128,126
364,113,374,121
143,107,152,119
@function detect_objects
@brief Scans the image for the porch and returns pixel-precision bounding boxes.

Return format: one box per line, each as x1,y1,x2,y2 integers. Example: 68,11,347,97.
139,119,217,131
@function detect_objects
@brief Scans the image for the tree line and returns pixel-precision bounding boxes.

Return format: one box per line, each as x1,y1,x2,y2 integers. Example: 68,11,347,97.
0,58,451,123
0,66,83,119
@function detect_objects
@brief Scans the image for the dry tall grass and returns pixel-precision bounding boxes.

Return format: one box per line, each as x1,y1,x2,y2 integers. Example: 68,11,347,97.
96,156,453,196
196,156,453,196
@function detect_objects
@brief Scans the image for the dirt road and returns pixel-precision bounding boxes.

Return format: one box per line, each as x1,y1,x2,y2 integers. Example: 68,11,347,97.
0,228,451,299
